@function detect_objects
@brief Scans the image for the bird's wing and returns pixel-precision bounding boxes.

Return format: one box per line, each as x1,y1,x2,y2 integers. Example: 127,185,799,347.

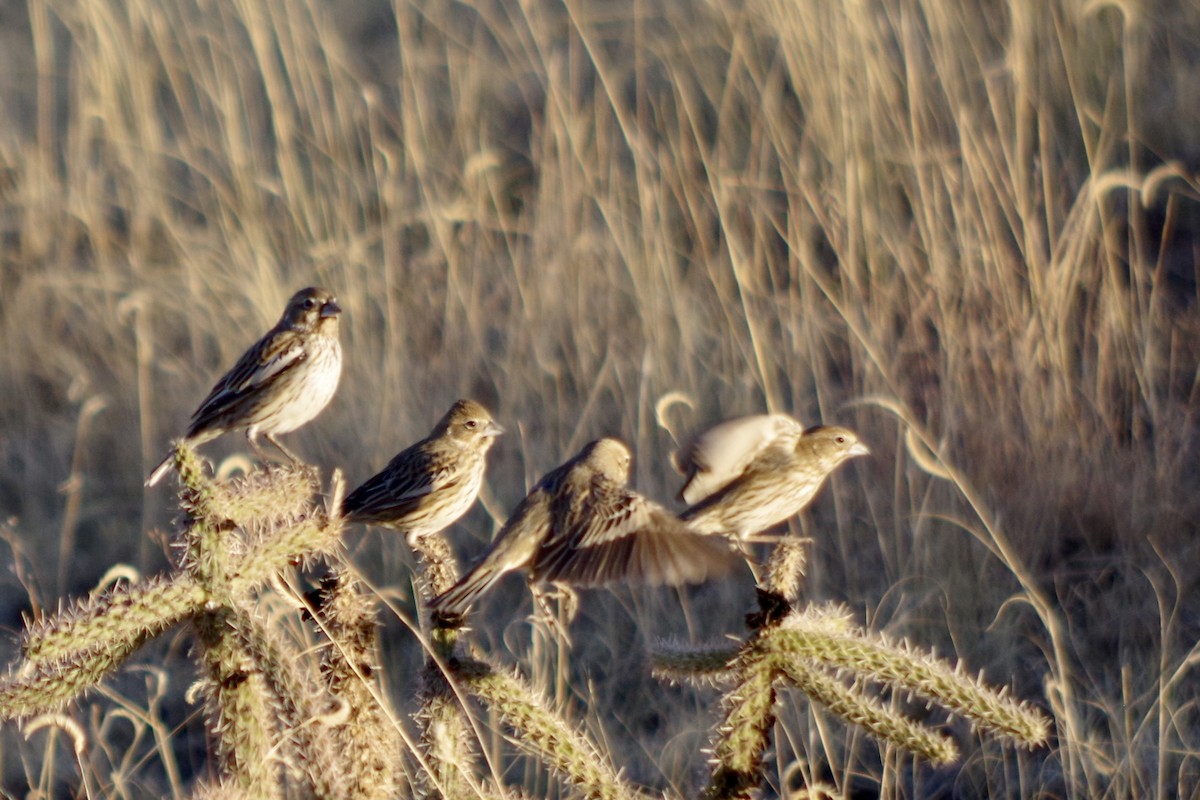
227,328,308,393
678,414,796,504
342,446,456,521
535,483,734,587
189,328,306,425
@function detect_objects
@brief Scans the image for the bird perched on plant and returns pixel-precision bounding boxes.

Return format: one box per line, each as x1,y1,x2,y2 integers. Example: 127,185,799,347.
146,286,344,487
673,413,805,505
680,425,869,540
341,399,503,543
430,437,735,619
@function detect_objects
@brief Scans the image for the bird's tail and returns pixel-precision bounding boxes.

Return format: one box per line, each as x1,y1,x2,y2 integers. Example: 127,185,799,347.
430,562,509,617
145,451,175,487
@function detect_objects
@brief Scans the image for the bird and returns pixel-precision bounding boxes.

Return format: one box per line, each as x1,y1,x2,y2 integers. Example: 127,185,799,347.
340,399,503,542
680,425,869,540
673,413,805,504
430,437,735,619
146,286,344,487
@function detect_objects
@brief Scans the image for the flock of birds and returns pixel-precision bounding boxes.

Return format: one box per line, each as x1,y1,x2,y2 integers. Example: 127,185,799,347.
144,287,869,619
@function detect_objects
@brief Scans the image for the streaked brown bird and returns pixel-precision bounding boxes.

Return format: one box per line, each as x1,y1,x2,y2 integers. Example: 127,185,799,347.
680,425,869,539
430,437,734,618
146,287,343,487
340,399,503,542
673,413,805,505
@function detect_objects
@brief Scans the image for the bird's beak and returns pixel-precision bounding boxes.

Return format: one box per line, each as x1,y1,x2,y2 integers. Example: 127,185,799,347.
321,299,342,318
486,421,505,437
849,441,871,458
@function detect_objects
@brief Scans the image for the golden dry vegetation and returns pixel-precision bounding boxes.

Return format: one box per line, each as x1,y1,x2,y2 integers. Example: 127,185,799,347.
1,0,1199,796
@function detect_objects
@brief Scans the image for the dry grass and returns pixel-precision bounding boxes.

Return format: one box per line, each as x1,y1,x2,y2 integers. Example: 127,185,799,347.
1,0,1199,795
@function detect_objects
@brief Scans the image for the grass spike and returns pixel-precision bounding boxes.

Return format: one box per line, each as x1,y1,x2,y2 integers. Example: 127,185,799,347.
777,658,959,766
460,658,645,799
21,575,206,665
650,639,741,687
314,568,405,799
767,609,1050,747
193,607,285,798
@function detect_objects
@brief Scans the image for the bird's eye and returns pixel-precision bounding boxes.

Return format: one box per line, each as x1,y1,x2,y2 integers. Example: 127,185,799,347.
466,420,478,429
835,435,846,444
303,298,317,309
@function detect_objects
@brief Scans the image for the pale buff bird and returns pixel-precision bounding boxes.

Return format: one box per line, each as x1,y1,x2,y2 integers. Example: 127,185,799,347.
673,413,805,505
680,425,869,540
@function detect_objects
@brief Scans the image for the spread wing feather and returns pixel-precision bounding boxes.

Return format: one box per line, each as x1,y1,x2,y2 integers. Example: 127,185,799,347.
534,483,733,587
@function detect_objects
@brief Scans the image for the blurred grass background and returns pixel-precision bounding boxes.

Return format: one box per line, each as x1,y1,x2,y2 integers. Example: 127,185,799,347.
1,0,1199,795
